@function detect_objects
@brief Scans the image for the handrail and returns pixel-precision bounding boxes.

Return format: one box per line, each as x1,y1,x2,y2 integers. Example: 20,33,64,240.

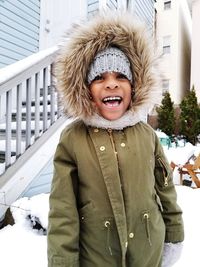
0,46,59,95
0,45,60,175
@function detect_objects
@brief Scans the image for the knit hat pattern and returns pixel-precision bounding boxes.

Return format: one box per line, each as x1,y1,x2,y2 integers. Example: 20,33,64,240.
87,47,133,84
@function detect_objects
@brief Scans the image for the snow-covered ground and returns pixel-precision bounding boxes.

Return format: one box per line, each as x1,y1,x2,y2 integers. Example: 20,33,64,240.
0,142,200,266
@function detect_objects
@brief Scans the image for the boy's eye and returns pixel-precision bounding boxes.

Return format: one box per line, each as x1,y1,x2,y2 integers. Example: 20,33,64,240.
117,73,128,79
92,75,103,81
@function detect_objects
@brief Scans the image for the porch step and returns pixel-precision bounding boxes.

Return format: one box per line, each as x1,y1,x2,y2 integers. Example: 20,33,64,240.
21,95,52,107
11,111,56,121
11,104,57,121
0,151,16,163
0,139,26,164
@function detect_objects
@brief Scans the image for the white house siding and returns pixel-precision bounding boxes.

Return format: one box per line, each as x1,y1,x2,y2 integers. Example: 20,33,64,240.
135,0,155,31
88,0,100,17
107,0,118,9
87,0,119,17
39,0,87,50
155,0,191,104
190,0,200,101
0,0,40,68
128,0,155,32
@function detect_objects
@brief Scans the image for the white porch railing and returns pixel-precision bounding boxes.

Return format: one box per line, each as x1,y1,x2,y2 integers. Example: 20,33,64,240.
0,46,60,175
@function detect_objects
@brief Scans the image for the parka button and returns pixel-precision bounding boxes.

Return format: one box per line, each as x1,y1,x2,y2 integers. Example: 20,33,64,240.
129,232,134,238
94,128,99,132
121,143,126,147
100,146,105,151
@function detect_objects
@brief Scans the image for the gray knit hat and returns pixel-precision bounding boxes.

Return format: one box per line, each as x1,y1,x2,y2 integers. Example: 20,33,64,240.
87,46,133,84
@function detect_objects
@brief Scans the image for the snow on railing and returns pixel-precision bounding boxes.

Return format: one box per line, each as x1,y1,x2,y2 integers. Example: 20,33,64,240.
0,46,60,174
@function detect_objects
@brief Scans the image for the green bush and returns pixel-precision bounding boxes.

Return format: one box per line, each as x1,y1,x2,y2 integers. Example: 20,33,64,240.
156,92,176,137
179,86,200,145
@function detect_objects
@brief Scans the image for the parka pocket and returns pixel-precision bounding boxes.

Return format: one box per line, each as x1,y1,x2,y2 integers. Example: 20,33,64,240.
78,202,95,221
155,155,171,187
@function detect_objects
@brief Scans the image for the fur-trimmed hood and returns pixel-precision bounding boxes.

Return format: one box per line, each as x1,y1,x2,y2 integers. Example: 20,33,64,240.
54,12,161,123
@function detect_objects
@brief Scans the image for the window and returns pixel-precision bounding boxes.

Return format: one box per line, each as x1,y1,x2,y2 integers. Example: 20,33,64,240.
164,0,171,10
163,36,171,54
162,79,169,95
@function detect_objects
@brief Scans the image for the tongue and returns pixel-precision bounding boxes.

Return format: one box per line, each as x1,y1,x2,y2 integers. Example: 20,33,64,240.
105,100,119,107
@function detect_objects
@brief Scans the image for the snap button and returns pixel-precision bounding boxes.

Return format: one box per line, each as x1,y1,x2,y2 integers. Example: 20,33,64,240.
94,128,99,133
100,146,105,151
129,232,134,238
121,143,126,147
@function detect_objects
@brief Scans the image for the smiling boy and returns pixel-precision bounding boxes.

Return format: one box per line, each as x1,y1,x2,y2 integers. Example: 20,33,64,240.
48,13,184,267
89,47,132,121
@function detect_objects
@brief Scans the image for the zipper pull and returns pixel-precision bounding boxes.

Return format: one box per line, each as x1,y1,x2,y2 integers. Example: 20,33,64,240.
157,157,169,187
104,220,113,256
164,177,168,187
143,213,152,246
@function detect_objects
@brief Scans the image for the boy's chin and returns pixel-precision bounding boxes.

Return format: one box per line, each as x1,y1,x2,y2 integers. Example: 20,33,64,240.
98,112,126,121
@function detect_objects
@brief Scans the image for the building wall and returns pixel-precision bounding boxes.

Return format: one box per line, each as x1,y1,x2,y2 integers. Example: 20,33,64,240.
128,0,155,32
178,1,191,100
190,0,200,101
155,0,191,105
0,0,40,68
39,0,87,50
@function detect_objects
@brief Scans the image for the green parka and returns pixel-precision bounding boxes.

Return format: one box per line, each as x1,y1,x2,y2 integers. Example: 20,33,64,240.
48,12,184,267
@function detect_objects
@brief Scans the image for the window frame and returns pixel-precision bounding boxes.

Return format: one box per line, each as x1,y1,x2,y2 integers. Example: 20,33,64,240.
163,35,171,55
164,0,171,10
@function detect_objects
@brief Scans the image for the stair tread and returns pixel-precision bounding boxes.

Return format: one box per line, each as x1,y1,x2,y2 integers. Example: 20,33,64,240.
0,120,46,131
0,140,25,152
11,104,57,114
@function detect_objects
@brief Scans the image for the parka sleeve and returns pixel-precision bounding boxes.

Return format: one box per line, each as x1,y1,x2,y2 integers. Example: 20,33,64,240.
154,134,184,243
47,131,80,267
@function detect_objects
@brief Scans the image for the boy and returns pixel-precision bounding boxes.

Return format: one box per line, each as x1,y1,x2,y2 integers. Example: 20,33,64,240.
48,13,184,267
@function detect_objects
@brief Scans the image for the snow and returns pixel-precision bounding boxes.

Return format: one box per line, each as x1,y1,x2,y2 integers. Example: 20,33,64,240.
0,136,200,266
155,130,169,138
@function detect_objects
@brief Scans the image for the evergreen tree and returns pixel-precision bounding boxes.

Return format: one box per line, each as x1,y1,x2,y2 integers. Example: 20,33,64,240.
179,86,200,145
156,91,175,137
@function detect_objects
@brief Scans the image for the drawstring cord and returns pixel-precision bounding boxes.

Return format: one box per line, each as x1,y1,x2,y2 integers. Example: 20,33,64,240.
143,213,152,246
104,220,113,255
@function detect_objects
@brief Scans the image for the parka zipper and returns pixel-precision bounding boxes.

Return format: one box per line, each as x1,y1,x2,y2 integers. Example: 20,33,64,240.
157,157,169,187
143,212,152,246
104,220,113,256
107,128,118,159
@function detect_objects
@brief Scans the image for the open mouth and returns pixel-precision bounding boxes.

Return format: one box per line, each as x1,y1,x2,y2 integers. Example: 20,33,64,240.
102,96,122,107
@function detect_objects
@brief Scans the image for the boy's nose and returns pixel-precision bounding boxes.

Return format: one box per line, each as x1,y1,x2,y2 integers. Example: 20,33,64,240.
105,78,119,89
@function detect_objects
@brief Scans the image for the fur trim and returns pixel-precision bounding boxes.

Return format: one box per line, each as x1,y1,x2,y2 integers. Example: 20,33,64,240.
54,11,161,119
83,110,145,130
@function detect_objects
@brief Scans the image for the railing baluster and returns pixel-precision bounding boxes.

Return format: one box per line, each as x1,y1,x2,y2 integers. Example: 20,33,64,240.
0,47,59,175
5,90,12,168
35,72,40,139
26,78,32,148
16,83,22,157
43,67,48,131
50,64,55,124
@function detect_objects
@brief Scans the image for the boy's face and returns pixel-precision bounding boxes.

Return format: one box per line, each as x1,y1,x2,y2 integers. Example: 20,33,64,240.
90,72,132,121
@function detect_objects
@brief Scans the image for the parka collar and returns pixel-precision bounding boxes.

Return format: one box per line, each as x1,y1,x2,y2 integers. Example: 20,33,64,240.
83,109,145,130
